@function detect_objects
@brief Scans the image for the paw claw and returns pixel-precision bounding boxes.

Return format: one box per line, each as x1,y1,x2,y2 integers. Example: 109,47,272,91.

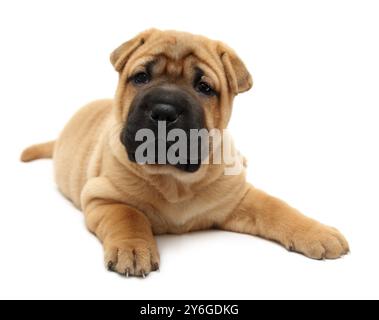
104,239,160,277
289,224,349,260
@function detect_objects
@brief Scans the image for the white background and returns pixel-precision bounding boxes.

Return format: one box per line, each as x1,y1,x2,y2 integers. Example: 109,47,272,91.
0,0,378,300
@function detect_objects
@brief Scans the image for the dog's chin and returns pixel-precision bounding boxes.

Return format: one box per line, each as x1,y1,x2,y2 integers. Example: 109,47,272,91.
174,162,201,173
127,152,202,174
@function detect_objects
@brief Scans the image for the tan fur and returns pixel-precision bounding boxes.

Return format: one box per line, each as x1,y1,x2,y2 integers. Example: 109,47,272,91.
22,29,349,277
20,141,55,162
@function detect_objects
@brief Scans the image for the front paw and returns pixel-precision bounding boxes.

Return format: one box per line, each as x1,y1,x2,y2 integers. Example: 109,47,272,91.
287,223,350,260
104,239,160,278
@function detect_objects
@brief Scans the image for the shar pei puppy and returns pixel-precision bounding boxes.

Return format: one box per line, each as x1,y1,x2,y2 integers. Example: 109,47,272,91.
21,29,349,277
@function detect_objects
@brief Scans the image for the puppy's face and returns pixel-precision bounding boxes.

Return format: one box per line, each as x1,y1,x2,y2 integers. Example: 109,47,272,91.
111,29,252,174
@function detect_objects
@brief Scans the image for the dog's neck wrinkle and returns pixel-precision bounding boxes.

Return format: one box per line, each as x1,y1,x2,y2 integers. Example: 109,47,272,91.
109,146,195,203
149,175,195,203
146,162,227,204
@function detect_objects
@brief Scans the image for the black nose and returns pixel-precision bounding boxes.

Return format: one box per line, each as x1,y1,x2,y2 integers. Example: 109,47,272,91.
150,104,178,123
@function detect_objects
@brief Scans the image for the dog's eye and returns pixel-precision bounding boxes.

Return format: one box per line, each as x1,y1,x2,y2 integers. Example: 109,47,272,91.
132,72,150,85
196,81,215,96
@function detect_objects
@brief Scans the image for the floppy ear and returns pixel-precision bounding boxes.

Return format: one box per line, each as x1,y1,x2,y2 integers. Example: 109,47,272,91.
219,44,253,95
110,29,156,72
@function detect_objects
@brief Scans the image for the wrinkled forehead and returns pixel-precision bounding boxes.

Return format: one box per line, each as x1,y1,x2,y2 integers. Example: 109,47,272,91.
126,33,223,88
